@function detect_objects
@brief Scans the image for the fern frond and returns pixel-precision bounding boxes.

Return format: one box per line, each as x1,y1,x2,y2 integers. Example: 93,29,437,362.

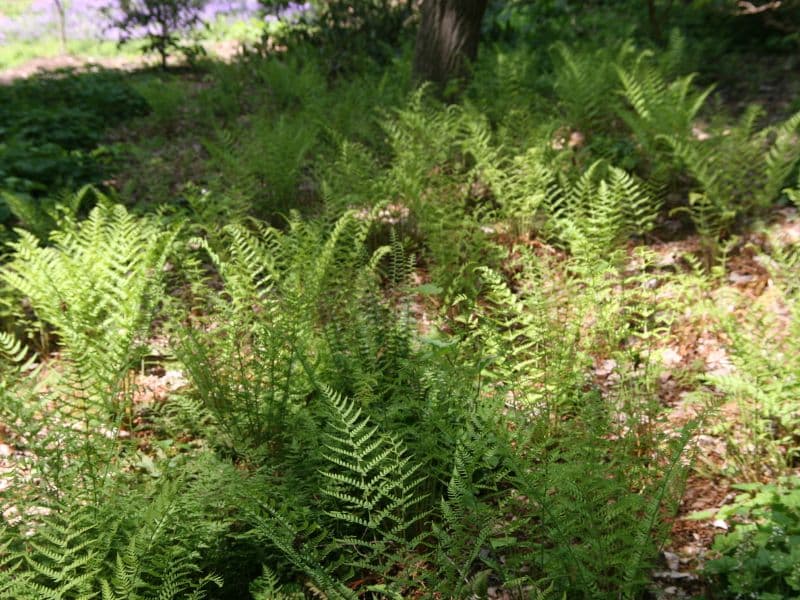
3,199,178,398
764,110,800,202
246,502,357,600
320,386,429,548
0,331,30,367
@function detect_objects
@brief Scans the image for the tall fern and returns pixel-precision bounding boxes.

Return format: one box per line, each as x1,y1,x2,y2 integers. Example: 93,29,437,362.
319,387,429,580
667,107,800,262
2,197,177,398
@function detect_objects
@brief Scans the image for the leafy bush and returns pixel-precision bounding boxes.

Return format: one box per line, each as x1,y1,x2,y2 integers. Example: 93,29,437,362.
267,0,415,74
106,0,209,67
0,69,148,229
704,477,800,598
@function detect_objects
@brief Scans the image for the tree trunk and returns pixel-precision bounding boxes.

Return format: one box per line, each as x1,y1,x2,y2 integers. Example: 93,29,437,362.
53,0,67,54
412,0,489,91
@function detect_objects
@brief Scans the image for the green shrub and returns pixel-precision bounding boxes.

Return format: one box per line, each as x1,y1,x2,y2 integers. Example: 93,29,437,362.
107,0,208,68
268,0,415,74
704,477,800,598
0,69,148,228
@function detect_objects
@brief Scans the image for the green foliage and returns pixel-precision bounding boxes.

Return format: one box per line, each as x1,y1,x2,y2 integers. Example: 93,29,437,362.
0,69,148,230
554,161,661,257
6,12,800,599
108,0,208,68
267,0,415,74
205,113,319,219
486,151,660,257
442,248,690,597
616,45,714,181
704,477,800,598
177,210,384,452
3,195,177,392
320,387,428,560
0,471,225,599
704,242,800,479
667,108,800,261
431,426,509,597
551,41,633,136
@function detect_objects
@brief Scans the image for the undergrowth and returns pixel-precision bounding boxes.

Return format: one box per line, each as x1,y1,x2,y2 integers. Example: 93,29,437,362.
1,5,799,598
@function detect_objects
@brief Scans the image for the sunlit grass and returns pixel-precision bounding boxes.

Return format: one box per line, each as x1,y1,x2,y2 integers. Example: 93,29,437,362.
0,0,33,18
0,38,143,70
0,17,267,71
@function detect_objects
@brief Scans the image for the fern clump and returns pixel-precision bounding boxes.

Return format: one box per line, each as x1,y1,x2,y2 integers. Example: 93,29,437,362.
703,240,800,479
551,41,635,136
554,161,661,257
489,154,659,258
3,28,770,599
667,108,800,263
2,195,177,397
0,472,225,600
616,46,714,183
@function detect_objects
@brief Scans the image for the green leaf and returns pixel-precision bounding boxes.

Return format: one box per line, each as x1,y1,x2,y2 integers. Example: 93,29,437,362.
685,509,717,521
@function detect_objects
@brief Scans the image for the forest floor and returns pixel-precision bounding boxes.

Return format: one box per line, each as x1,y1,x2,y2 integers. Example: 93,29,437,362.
2,21,800,595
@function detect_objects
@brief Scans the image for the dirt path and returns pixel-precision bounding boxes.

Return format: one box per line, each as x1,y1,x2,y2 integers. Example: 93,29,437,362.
0,40,244,83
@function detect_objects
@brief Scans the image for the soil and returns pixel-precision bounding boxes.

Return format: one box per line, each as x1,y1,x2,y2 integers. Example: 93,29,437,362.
0,40,245,83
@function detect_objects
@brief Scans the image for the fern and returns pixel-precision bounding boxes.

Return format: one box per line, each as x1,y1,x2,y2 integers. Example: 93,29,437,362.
178,211,383,453
244,502,356,600
2,197,178,398
667,107,800,263
242,387,431,595
204,109,320,219
551,41,635,134
249,565,305,600
320,387,429,557
0,330,30,367
616,50,714,171
1,185,88,241
703,244,800,478
484,146,563,237
556,162,660,257
0,476,224,600
0,502,112,600
432,437,500,597
764,110,800,203
100,480,222,600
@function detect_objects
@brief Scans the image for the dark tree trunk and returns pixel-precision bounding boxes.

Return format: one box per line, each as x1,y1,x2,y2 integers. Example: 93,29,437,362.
646,0,675,44
412,0,489,91
53,0,67,53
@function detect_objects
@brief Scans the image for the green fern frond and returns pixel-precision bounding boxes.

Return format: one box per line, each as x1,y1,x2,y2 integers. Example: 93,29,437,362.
551,41,634,133
320,386,429,547
764,110,800,202
1,502,111,600
246,502,356,600
433,441,496,596
556,162,659,257
0,331,30,367
3,199,178,397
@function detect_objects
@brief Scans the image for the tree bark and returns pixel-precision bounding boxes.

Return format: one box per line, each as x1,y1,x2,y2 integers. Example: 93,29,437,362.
412,0,489,91
53,0,67,54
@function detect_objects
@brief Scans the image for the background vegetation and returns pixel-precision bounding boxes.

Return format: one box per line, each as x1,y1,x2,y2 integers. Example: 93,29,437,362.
0,0,799,598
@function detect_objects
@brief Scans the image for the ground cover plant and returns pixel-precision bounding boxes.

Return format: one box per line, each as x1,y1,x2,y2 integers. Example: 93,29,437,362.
1,0,800,598
0,68,149,234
